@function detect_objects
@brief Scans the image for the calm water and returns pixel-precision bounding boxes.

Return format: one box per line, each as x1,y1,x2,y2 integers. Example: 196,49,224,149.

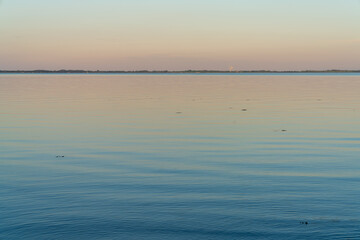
1,74,360,239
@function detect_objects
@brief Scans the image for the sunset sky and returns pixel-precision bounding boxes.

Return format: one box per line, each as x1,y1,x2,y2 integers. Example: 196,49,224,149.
0,0,359,71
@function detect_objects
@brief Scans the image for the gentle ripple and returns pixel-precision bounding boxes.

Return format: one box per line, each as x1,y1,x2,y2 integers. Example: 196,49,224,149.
1,74,360,239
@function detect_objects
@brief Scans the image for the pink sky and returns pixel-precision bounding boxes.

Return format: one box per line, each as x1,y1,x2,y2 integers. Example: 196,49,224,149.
0,0,359,70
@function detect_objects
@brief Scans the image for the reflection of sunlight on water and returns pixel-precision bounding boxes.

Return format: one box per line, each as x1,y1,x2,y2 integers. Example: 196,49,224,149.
1,74,360,239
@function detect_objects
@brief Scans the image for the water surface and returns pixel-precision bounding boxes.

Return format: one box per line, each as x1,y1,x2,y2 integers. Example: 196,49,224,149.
1,74,360,239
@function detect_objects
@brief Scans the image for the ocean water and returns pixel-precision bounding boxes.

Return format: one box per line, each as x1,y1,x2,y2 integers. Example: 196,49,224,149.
1,74,360,239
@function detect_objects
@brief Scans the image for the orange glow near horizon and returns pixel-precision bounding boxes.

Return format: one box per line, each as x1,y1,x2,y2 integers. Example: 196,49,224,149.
0,0,359,70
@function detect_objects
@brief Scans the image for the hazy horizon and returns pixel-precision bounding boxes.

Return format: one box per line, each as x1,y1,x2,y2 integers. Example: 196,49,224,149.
1,0,359,71
1,69,360,72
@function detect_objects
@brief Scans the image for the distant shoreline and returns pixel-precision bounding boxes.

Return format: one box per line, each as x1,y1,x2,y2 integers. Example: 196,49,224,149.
1,70,360,74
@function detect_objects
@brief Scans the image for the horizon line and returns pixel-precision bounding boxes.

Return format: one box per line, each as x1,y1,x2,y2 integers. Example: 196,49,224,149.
1,69,360,73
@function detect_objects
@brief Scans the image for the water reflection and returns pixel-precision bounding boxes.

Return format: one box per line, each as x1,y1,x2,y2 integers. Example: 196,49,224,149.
1,74,360,239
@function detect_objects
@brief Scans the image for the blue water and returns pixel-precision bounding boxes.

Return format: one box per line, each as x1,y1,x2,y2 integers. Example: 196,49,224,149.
1,74,360,239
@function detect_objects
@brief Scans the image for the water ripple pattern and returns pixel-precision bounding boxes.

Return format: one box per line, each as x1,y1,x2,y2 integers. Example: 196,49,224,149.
1,73,360,239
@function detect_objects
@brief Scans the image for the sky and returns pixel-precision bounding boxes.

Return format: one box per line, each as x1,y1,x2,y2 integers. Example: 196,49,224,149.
0,0,359,71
